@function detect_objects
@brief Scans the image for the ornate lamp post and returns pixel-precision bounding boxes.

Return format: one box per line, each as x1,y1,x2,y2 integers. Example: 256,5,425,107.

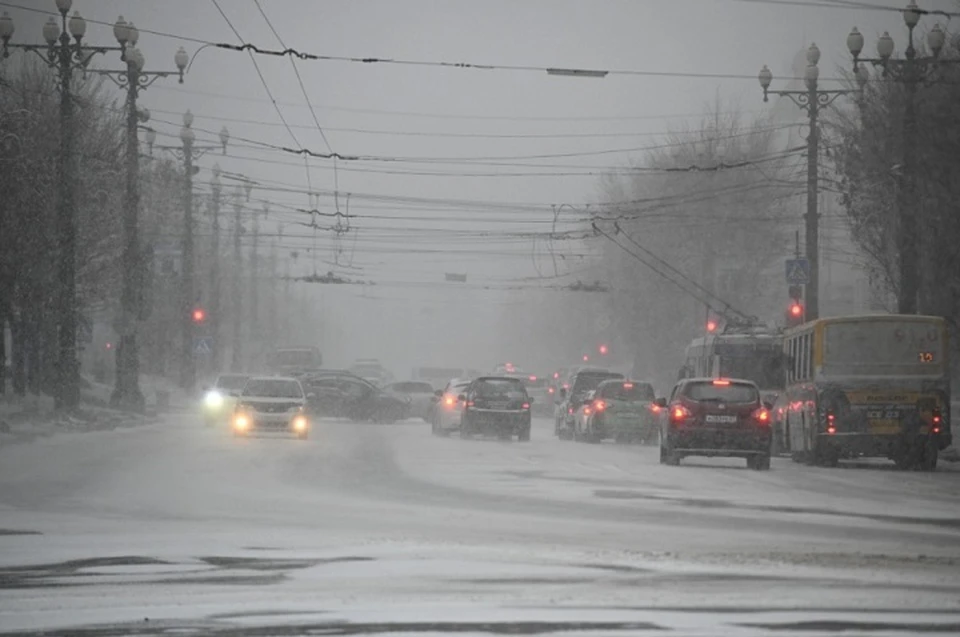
759,44,864,321
846,1,960,314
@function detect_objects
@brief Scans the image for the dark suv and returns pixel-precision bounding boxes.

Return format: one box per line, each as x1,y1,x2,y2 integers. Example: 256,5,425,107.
555,368,624,440
459,376,532,441
656,377,773,470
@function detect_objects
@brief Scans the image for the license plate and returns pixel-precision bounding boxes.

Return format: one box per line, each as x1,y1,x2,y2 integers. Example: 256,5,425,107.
867,409,901,419
705,414,738,424
488,402,508,410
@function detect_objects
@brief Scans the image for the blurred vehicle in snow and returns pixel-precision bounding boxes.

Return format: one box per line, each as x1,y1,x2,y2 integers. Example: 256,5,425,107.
428,377,472,436
200,373,250,426
411,366,481,391
349,359,394,386
555,368,624,440
300,371,409,423
230,376,310,440
384,381,436,421
459,376,532,442
656,377,773,470
266,346,323,377
572,379,658,444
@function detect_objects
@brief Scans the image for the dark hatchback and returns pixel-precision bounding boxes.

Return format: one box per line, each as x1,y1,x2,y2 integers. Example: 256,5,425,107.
459,376,532,441
657,377,773,470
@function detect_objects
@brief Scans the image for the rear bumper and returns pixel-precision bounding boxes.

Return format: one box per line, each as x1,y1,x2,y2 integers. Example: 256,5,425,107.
465,409,531,432
817,431,949,454
592,414,655,438
667,426,771,457
236,413,308,434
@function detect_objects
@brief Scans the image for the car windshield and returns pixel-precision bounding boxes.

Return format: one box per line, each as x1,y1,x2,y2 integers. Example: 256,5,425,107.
473,378,527,398
598,381,655,401
216,374,249,390
242,379,303,399
684,381,758,404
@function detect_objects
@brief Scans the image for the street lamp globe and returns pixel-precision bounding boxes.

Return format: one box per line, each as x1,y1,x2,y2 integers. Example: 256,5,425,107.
55,0,73,16
113,16,129,44
145,127,156,146
68,11,85,40
806,42,821,66
179,125,195,145
0,12,14,40
174,46,188,72
42,17,60,45
138,107,150,124
126,21,139,46
212,162,222,179
804,63,819,90
847,27,864,58
127,45,145,72
903,0,921,29
927,24,945,56
244,179,254,201
219,126,230,154
182,109,194,128
211,174,222,197
877,31,895,60
758,64,772,90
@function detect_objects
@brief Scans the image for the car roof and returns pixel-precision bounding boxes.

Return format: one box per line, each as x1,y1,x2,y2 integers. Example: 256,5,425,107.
598,378,652,386
247,375,301,383
474,375,524,382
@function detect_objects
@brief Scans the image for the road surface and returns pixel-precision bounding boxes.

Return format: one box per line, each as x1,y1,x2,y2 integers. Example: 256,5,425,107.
1,415,960,635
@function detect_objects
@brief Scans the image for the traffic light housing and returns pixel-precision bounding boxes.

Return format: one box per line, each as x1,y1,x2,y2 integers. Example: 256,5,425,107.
786,300,804,327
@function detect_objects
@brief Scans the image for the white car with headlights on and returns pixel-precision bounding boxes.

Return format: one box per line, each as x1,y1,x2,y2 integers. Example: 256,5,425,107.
231,376,310,439
202,373,250,426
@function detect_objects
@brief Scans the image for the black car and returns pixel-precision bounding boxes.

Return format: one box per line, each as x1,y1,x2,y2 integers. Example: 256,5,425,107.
555,367,624,440
656,377,773,470
459,376,532,441
300,371,409,423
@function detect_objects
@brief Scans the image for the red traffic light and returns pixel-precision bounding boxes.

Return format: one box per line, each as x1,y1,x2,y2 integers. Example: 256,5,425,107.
192,307,207,323
598,344,609,355
582,354,590,362
706,319,718,332
789,302,803,317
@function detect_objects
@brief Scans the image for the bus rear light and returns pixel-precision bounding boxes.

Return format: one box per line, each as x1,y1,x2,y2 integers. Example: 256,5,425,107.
826,412,836,434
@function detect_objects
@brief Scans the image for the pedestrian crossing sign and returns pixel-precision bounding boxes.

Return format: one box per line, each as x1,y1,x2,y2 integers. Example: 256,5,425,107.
785,258,810,285
193,336,213,356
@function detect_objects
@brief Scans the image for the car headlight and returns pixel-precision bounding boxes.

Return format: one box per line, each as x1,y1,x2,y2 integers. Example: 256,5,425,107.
204,390,224,409
292,415,308,431
233,413,250,430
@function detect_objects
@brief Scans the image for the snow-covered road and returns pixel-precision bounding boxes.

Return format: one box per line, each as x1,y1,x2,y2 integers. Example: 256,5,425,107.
2,415,959,635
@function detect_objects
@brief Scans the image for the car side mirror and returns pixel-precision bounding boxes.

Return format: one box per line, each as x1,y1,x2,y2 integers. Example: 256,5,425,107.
654,397,667,408
457,393,467,402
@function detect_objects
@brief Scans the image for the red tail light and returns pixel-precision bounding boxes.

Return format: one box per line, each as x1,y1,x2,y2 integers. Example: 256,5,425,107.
826,412,836,434
712,379,730,386
753,407,770,424
594,400,606,412
623,383,634,389
444,395,456,406
568,407,574,415
522,402,530,410
466,401,475,408
671,405,690,422
650,404,661,413
583,406,592,415
548,387,555,394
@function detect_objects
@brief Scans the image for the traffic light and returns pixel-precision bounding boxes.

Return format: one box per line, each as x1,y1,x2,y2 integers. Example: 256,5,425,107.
192,307,207,324
598,344,609,355
706,318,718,333
786,300,804,327
582,354,590,362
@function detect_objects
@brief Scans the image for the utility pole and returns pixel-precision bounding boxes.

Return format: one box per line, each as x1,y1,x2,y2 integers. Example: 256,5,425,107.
759,44,861,322
208,166,223,372
249,203,267,363
268,225,279,350
846,6,958,315
152,112,229,388
231,187,243,372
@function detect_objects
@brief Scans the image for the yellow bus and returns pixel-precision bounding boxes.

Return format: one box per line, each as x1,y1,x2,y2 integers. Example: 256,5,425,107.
780,314,950,470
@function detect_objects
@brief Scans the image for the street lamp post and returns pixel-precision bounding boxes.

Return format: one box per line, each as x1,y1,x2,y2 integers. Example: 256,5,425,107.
846,1,960,314
759,44,863,321
154,112,229,389
230,180,253,372
250,203,267,362
208,164,223,372
88,21,188,411
0,1,128,410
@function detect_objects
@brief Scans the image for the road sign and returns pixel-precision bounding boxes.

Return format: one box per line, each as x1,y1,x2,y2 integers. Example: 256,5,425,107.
785,258,810,285
193,336,213,356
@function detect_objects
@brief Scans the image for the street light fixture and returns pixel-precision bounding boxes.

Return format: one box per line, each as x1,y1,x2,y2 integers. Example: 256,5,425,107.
845,1,960,315
758,43,861,322
0,1,138,411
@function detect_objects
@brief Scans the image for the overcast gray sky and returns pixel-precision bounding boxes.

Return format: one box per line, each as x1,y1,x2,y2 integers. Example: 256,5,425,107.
4,0,955,374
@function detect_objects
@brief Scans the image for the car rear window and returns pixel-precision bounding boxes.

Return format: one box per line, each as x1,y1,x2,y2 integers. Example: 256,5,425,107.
598,381,655,401
243,379,303,399
683,381,758,404
474,378,527,398
572,373,623,394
